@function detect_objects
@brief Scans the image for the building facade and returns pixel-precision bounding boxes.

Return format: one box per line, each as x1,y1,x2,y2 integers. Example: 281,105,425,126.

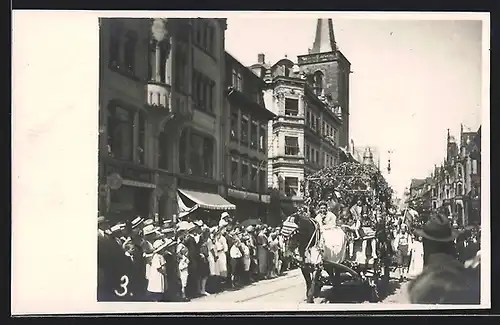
99,18,232,223
407,125,481,227
224,52,275,221
249,18,350,213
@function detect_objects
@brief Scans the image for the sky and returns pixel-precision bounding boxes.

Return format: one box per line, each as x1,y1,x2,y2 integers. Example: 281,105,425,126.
225,15,483,198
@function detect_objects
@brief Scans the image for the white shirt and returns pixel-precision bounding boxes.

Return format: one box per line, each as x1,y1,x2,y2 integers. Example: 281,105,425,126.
230,245,243,258
147,253,166,293
315,211,337,230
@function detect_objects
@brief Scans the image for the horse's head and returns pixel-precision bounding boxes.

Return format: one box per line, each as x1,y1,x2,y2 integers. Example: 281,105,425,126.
281,211,319,256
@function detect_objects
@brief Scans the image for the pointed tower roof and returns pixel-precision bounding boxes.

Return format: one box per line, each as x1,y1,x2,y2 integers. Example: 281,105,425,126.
311,18,337,54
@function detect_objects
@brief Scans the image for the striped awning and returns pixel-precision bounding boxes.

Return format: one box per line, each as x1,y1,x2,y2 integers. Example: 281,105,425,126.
178,189,236,211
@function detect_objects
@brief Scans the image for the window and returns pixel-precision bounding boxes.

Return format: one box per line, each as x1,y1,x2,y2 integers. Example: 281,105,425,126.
433,202,437,209
311,115,316,130
259,125,266,152
192,70,215,113
241,115,249,144
232,69,243,91
457,165,463,178
472,159,478,175
250,120,258,149
231,158,239,187
241,163,249,189
230,111,239,141
311,148,315,163
285,137,299,156
158,130,169,170
107,105,142,162
179,129,188,173
313,71,323,96
259,169,267,193
322,121,327,136
193,19,216,56
306,111,311,126
251,165,258,191
316,117,320,133
285,98,299,116
174,44,188,92
123,31,137,73
284,177,299,197
457,184,463,196
137,110,146,164
202,137,214,178
109,22,123,67
305,144,310,161
284,65,291,77
179,129,214,179
315,150,319,163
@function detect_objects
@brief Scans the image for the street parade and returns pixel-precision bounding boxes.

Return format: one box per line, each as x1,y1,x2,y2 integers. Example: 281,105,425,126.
94,17,483,306
97,163,481,305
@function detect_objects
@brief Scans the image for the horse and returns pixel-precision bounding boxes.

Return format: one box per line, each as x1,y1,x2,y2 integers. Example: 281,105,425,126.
282,211,324,303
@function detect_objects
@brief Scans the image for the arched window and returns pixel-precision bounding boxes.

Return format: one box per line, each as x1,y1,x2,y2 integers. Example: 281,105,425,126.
107,104,134,161
313,71,323,96
457,183,463,196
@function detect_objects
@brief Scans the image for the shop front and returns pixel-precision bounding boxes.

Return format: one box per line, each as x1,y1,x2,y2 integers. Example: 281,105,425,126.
176,176,236,225
226,188,269,223
100,159,160,222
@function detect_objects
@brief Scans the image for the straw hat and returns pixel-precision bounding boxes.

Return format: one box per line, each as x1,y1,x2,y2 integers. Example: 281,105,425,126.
109,222,126,234
177,221,196,232
143,219,154,227
131,216,145,229
143,224,160,236
152,239,168,253
193,220,204,227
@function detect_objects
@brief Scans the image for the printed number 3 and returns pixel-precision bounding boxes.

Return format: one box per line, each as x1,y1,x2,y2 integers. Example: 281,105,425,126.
114,275,129,297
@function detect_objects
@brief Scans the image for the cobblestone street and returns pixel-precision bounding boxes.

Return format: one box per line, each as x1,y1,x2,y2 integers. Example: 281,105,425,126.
192,269,411,304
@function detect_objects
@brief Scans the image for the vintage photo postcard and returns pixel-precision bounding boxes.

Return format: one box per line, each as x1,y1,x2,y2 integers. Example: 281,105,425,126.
12,10,490,315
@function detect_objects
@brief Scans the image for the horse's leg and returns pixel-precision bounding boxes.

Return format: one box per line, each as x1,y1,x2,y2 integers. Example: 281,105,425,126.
301,266,312,298
307,268,320,303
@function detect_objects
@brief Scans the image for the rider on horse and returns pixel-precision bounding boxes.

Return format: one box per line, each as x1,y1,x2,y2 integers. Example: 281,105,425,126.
315,201,337,233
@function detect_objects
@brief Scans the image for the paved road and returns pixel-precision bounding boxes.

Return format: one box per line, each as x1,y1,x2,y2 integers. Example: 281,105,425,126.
194,269,411,304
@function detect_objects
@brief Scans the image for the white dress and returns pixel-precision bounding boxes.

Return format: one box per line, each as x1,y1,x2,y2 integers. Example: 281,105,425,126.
214,235,228,277
407,240,424,278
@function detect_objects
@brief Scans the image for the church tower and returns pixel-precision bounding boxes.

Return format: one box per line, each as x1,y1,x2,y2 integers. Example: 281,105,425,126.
297,18,351,149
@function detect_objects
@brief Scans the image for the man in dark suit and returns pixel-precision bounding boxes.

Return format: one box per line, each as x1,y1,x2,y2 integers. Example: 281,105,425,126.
408,213,480,304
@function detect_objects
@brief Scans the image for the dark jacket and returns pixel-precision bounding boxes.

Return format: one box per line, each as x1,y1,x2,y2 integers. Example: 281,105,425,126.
408,253,480,304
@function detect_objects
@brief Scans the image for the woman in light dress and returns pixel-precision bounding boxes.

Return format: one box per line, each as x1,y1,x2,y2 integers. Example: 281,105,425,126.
214,228,228,277
177,243,190,300
407,235,424,278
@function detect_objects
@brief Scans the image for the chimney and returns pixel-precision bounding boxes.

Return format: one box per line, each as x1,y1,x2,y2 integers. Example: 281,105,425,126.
258,53,265,64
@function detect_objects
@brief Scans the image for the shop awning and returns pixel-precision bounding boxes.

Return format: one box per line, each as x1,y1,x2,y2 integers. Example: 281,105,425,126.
178,189,236,211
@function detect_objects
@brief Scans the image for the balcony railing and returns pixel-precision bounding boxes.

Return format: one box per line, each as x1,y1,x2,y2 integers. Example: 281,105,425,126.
146,82,172,112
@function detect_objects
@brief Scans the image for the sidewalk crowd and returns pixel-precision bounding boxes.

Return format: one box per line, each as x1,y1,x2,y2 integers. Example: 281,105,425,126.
98,211,297,302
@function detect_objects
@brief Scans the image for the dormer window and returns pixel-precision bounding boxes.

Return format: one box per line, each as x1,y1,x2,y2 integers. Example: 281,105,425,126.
313,71,323,96
284,65,290,77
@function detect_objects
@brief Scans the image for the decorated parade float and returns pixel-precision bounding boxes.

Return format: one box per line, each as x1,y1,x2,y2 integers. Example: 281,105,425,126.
291,161,395,302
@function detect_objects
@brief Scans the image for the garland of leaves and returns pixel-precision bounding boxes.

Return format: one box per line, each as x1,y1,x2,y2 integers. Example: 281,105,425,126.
299,162,394,216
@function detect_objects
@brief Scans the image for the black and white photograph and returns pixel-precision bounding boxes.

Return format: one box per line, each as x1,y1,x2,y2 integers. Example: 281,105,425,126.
12,11,489,314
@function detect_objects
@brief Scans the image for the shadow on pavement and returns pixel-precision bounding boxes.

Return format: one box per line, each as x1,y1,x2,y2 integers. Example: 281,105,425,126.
320,278,403,303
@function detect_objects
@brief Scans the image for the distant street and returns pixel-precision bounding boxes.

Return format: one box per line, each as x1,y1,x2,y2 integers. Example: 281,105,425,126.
193,269,411,304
